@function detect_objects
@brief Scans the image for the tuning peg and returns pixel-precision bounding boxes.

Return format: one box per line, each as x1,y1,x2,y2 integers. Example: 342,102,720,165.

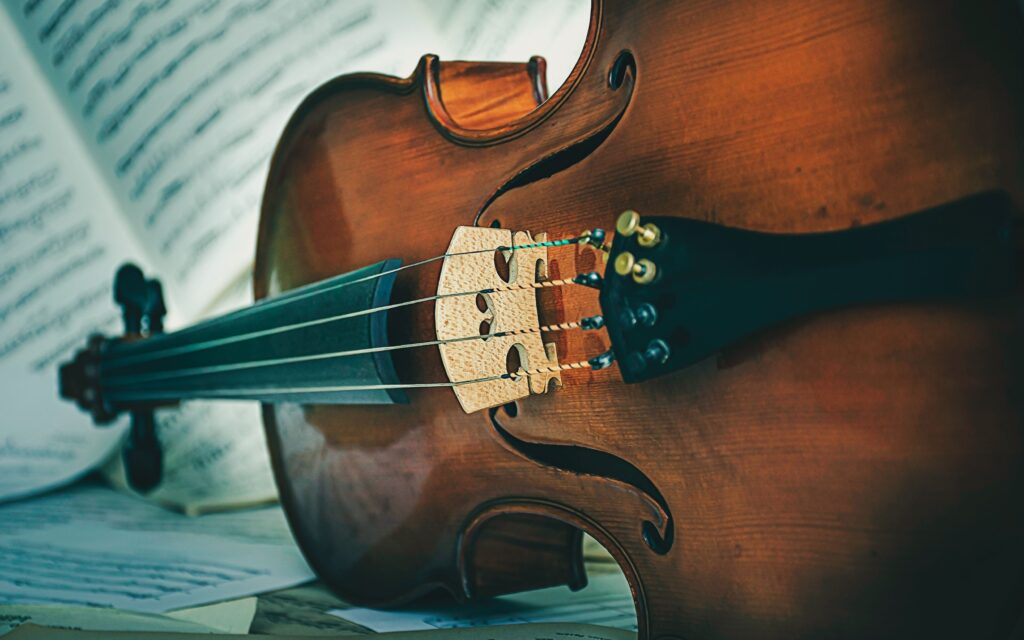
123,412,162,493
112,262,168,492
114,264,147,334
145,280,166,334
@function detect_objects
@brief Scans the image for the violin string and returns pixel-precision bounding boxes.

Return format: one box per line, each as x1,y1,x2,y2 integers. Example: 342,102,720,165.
101,320,589,387
107,233,587,356
102,277,587,370
102,234,586,368
106,378,507,401
103,356,615,402
507,358,597,379
497,320,580,337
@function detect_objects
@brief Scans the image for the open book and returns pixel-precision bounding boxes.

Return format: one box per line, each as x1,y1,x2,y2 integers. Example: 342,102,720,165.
0,0,589,507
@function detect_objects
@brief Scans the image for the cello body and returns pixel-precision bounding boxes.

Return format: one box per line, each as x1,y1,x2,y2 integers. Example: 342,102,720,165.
255,1,1024,638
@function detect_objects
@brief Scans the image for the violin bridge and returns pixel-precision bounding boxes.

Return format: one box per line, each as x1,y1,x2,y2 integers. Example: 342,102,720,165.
435,226,562,414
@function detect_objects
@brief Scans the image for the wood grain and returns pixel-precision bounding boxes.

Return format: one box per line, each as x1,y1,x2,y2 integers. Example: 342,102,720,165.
255,2,1024,639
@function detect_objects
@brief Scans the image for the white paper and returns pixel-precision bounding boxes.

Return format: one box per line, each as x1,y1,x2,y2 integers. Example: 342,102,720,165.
5,0,438,313
164,597,258,635
417,0,589,90
4,0,589,311
0,0,408,504
0,597,256,637
0,11,144,503
103,399,277,515
0,605,216,637
0,484,313,613
331,573,636,632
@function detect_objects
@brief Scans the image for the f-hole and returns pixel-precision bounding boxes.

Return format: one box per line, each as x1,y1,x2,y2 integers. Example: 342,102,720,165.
488,404,675,555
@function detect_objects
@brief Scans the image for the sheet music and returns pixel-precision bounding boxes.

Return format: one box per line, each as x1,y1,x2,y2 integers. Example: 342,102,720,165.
5,0,435,315
0,597,256,636
0,484,313,613
0,0,409,504
249,583,372,636
0,11,144,502
5,0,589,313
331,573,637,632
102,399,276,514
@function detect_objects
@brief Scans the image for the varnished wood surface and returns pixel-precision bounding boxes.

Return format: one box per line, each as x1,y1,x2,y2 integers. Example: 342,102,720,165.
255,2,1024,639
436,58,548,131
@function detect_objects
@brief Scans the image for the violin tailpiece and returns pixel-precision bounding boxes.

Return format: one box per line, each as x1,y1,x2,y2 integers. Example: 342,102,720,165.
435,226,561,413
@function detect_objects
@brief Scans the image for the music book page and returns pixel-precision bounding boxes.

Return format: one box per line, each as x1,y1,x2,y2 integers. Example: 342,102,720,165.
0,0,588,505
0,483,313,612
0,598,257,636
0,11,139,502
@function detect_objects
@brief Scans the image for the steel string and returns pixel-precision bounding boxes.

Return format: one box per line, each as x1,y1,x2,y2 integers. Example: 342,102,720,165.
101,321,588,388
104,357,613,402
103,234,585,367
101,277,584,371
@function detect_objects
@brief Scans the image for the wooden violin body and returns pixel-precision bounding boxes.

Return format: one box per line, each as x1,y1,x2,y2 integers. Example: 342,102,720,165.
256,1,1024,638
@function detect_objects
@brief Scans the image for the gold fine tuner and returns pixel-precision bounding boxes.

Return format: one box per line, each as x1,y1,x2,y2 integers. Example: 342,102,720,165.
616,209,662,247
614,251,657,284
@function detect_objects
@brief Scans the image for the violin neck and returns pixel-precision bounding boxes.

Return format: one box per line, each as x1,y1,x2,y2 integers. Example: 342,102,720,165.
98,260,407,407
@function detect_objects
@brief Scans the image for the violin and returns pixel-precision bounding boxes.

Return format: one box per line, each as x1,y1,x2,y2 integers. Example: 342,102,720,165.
60,1,1024,638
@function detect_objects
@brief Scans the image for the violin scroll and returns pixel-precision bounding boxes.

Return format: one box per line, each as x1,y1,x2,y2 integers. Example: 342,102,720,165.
59,263,171,424
113,263,166,337
60,263,172,492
